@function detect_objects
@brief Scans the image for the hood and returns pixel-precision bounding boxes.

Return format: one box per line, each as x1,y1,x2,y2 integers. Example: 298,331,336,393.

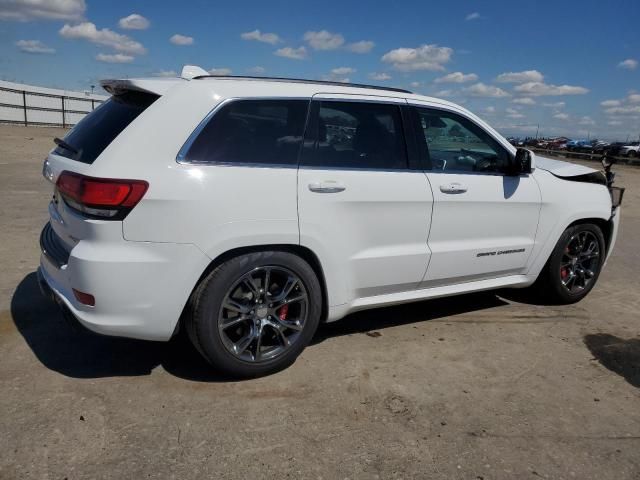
535,155,598,178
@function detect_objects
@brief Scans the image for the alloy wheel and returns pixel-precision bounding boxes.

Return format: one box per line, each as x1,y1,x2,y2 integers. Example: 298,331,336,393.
217,266,309,363
560,231,601,294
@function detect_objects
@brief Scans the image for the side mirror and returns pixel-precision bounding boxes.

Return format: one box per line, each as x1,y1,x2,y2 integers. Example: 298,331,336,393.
511,148,534,175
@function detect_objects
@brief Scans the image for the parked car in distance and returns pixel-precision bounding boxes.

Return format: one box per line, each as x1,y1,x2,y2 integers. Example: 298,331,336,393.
604,142,628,157
565,139,592,152
619,142,640,158
38,66,622,377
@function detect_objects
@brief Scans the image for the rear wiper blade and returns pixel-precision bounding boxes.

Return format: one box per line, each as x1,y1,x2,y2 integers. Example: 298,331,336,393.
54,137,78,154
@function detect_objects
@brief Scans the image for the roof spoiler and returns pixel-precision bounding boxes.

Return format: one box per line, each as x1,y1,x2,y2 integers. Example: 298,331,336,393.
100,77,185,96
100,65,207,96
181,65,209,80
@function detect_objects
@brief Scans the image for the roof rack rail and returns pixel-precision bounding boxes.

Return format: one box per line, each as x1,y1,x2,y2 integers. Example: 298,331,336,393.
193,75,413,94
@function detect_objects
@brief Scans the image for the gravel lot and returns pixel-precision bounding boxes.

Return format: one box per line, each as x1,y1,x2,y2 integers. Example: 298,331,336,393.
1,124,638,479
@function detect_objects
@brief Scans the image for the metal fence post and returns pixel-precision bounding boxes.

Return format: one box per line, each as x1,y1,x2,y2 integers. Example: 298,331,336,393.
22,90,27,127
91,99,95,110
61,95,66,128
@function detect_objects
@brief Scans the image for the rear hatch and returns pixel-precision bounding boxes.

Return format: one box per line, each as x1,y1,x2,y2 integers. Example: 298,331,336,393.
42,83,161,257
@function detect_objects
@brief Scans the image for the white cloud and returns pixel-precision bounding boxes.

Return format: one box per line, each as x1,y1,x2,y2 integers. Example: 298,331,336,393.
170,34,194,46
578,116,595,126
465,12,481,21
381,44,453,71
247,66,266,74
303,30,344,50
495,70,544,83
514,82,588,96
484,106,496,114
409,81,421,88
15,39,55,54
600,93,640,116
60,22,146,55
605,105,640,115
208,67,232,75
434,89,454,97
118,14,149,30
618,59,638,70
153,70,177,77
347,40,374,54
96,53,134,63
553,112,570,120
434,71,478,84
240,29,281,45
0,0,85,21
542,101,565,108
608,120,623,126
512,97,535,105
331,67,355,75
274,46,307,60
369,72,391,81
463,82,510,98
506,107,524,119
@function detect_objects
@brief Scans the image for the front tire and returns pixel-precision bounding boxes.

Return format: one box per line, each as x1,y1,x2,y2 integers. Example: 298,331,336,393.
186,251,322,378
534,223,605,304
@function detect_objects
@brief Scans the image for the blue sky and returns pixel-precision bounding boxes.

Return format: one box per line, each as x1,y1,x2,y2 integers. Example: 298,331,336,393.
1,0,639,140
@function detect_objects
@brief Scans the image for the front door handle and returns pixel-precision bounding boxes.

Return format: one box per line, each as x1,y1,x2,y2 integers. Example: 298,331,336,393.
439,182,467,194
308,181,346,193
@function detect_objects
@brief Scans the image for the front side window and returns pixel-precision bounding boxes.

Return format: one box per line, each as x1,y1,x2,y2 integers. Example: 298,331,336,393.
413,107,510,173
183,99,309,165
303,101,408,170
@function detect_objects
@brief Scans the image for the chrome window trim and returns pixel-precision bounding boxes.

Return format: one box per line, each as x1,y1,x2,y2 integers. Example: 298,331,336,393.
176,96,311,165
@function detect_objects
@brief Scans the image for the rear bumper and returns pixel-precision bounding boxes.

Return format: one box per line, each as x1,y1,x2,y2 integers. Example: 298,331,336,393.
38,222,210,341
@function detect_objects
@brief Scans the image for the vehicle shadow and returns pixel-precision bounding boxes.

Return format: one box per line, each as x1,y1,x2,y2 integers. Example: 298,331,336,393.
584,333,640,388
12,272,508,382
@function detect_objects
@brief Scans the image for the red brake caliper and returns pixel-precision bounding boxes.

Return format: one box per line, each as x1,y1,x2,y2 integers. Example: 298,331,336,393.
278,303,289,321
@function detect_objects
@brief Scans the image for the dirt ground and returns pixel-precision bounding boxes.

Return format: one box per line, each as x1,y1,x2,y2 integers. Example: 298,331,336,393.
0,124,638,479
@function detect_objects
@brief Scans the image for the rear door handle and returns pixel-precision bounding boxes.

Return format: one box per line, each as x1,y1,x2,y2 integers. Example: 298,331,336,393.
308,181,346,193
439,182,467,194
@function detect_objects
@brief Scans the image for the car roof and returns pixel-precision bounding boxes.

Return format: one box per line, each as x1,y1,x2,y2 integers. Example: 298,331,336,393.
101,66,463,112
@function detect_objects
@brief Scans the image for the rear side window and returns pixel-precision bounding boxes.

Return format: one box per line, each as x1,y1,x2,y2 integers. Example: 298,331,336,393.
182,99,309,166
302,101,408,170
54,91,157,164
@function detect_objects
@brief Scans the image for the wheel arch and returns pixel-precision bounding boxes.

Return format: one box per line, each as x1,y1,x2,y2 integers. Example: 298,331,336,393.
177,244,329,335
566,216,614,254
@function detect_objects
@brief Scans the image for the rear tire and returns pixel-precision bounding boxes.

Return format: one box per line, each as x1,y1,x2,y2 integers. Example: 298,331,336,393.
533,223,605,304
186,251,322,378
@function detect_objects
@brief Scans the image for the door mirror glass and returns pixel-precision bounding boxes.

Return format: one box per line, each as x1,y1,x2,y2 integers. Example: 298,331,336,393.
513,148,534,175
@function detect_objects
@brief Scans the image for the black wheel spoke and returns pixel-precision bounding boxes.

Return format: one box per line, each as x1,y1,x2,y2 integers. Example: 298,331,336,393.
560,231,600,294
218,266,308,363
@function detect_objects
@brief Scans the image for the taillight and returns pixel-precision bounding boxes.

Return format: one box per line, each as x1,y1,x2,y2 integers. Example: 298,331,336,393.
56,171,148,219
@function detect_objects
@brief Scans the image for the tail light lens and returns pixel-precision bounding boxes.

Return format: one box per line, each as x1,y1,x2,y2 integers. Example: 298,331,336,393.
56,171,148,219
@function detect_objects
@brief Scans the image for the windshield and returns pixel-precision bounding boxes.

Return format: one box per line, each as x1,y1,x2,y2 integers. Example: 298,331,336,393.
53,91,158,164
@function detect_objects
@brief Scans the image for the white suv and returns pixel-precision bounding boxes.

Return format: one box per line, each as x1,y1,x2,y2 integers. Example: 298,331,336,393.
38,65,622,377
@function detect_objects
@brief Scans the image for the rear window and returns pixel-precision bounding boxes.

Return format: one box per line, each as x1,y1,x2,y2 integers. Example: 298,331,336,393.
53,91,157,164
181,99,309,166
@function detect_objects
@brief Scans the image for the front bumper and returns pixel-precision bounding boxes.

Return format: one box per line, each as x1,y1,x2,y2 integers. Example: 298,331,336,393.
38,222,210,341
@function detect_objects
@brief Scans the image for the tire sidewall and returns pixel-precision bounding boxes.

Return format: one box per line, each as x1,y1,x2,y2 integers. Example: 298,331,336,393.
192,251,322,377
